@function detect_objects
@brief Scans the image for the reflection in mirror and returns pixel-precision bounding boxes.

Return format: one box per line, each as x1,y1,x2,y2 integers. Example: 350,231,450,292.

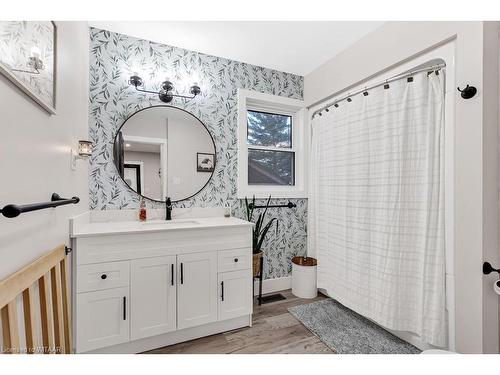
113,106,216,202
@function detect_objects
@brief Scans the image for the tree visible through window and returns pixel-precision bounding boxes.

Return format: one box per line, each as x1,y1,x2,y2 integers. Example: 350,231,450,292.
247,110,294,186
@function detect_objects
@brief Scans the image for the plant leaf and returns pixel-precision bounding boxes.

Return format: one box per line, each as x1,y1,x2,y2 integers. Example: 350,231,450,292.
256,218,277,252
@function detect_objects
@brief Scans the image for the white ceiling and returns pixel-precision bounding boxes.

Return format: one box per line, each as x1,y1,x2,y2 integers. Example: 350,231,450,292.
125,141,160,154
89,21,384,76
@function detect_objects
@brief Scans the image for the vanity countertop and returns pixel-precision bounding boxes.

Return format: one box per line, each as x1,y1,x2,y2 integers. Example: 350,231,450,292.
70,209,253,238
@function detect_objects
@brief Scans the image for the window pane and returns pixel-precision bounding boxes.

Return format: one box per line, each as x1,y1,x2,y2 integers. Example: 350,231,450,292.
248,149,294,186
247,110,292,148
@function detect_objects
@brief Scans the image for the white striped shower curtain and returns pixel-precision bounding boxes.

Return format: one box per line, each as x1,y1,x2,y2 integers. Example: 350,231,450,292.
309,71,446,346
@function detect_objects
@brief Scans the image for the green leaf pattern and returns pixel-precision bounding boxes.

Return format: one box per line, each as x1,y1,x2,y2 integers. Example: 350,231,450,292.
88,28,307,279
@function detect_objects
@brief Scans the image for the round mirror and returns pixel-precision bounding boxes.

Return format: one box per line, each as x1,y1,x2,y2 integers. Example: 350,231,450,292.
113,106,216,202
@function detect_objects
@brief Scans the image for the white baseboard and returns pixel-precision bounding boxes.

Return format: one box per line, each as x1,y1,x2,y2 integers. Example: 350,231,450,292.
84,315,252,354
254,276,291,296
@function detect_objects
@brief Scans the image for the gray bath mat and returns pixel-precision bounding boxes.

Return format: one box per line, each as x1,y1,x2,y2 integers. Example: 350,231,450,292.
288,299,421,354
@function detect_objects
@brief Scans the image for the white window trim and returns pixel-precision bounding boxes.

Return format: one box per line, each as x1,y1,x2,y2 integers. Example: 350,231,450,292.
237,88,308,199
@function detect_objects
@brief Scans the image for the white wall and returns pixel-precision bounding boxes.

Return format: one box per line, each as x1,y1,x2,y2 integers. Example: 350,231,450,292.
122,108,168,139
305,21,500,353
167,118,214,200
0,22,89,280
124,151,161,198
482,21,500,355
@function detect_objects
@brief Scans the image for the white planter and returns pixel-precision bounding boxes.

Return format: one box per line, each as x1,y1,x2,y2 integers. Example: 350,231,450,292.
291,257,317,299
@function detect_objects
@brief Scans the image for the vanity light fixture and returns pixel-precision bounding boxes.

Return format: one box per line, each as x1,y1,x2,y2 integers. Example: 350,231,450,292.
28,46,45,72
12,45,45,75
78,140,93,157
128,74,201,103
71,140,93,170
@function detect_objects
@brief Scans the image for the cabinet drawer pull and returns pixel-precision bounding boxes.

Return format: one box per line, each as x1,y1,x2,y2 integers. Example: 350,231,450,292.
101,274,107,280
180,263,184,284
221,281,224,301
123,296,126,320
171,263,174,286
234,258,239,263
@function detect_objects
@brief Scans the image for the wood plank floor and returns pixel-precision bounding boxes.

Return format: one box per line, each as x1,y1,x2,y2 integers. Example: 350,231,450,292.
144,290,334,354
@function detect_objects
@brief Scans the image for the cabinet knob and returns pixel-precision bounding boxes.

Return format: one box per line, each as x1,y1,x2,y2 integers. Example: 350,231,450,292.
101,274,107,280
234,258,239,263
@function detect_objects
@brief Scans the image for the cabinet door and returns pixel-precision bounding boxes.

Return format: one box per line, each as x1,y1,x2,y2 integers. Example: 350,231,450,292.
131,256,177,340
76,287,129,352
218,269,253,321
177,251,217,329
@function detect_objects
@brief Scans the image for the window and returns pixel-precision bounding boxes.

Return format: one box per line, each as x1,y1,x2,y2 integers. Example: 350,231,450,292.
247,110,292,148
248,149,294,186
247,110,294,186
237,89,307,199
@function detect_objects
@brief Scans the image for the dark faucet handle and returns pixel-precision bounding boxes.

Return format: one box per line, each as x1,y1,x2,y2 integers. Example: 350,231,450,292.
165,197,173,220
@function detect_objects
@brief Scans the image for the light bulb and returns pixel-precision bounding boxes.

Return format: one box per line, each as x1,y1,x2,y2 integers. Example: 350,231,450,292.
30,46,41,59
191,72,200,86
77,140,93,157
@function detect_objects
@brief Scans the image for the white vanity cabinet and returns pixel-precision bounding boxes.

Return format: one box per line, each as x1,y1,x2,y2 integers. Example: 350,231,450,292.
76,286,130,352
131,256,177,340
218,269,253,321
177,251,218,329
70,214,254,354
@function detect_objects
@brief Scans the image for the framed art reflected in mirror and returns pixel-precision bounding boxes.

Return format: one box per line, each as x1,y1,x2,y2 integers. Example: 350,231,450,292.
197,153,215,172
0,21,57,114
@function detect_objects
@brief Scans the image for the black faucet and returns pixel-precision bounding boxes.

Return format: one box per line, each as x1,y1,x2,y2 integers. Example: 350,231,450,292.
165,197,172,221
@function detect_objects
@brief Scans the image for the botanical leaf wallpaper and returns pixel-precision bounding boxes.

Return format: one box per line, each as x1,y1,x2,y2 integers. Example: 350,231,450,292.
89,28,307,279
0,21,55,108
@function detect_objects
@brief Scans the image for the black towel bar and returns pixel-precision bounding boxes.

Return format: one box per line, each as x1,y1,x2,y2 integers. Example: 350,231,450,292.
0,193,80,218
248,201,297,209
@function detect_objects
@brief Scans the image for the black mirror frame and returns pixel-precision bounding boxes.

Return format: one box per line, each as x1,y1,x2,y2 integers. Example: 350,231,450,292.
112,105,217,204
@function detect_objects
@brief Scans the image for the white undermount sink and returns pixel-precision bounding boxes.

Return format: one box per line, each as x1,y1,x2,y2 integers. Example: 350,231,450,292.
141,219,200,226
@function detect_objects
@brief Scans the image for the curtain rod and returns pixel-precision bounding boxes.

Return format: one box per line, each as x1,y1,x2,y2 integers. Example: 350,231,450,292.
309,63,446,119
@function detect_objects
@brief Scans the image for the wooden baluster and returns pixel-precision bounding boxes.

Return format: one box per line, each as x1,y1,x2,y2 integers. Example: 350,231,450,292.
1,301,20,354
51,264,64,354
60,258,72,354
0,245,69,355
39,273,54,353
22,286,37,353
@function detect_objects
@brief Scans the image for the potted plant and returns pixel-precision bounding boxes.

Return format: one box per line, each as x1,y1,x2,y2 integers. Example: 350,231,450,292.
244,196,278,278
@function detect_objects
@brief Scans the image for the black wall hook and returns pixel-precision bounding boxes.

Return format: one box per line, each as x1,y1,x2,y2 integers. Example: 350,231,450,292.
457,85,477,99
483,262,500,275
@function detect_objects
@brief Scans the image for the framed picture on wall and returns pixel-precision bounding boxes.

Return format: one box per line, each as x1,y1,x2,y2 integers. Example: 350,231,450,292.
197,152,215,172
0,21,57,114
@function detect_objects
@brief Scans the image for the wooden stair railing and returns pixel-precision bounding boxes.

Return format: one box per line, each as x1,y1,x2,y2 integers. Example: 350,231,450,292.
0,245,72,354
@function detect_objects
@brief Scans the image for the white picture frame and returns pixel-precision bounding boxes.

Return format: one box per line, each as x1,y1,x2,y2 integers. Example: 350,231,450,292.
0,21,57,114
